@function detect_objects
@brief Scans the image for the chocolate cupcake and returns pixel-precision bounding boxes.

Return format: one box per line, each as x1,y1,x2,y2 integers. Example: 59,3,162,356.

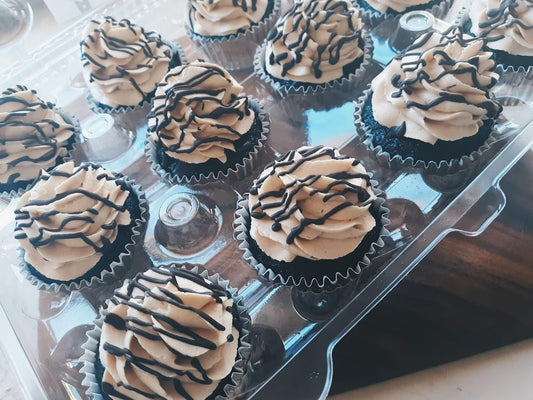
186,0,281,70
468,0,533,70
81,264,251,400
80,16,184,112
14,162,148,291
235,145,388,291
146,61,269,184
0,85,78,196
254,0,373,94
355,28,503,174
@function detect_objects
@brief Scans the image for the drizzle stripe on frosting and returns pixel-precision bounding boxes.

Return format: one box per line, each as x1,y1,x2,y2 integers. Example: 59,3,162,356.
249,145,376,262
99,266,239,400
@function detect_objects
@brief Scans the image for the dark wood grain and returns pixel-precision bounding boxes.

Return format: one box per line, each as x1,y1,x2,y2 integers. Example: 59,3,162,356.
330,151,533,395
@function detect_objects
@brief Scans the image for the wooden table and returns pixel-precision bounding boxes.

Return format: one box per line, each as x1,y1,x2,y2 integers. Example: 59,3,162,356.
330,150,533,395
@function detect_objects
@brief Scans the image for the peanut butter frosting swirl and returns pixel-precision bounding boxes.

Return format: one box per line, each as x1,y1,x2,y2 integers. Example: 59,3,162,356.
149,61,255,164
470,0,533,56
363,0,432,13
371,29,502,144
81,16,173,107
14,162,131,281
249,145,377,262
265,0,364,84
99,266,239,400
0,86,75,186
187,0,270,36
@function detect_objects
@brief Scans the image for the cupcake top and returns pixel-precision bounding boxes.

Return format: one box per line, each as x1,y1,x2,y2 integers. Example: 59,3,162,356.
265,0,364,84
187,0,270,36
0,86,76,187
99,266,240,400
80,16,173,108
371,28,502,145
14,162,132,281
249,145,377,262
470,0,533,57
363,0,432,13
148,61,255,164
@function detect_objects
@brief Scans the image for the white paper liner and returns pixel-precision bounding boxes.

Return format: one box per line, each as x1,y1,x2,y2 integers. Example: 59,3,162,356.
253,31,374,96
0,107,82,199
16,163,149,292
357,0,453,26
86,40,188,114
186,0,282,70
234,192,390,292
80,264,252,400
145,97,270,185
354,88,501,175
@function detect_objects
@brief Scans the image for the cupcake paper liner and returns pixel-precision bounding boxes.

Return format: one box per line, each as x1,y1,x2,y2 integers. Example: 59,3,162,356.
186,0,282,70
86,40,187,114
354,88,501,175
80,264,252,400
145,97,270,185
17,164,149,292
0,108,82,199
253,31,374,96
357,0,453,27
234,191,390,292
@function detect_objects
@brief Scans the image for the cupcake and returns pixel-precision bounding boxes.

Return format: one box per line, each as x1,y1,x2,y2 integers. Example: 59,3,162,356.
356,0,452,23
81,265,250,400
469,0,533,69
355,28,503,174
80,16,184,112
14,162,147,291
0,85,78,195
235,145,388,291
255,0,373,95
146,61,269,184
186,0,281,70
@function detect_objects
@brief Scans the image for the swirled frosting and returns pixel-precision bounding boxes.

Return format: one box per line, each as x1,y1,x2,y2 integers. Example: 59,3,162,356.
81,16,173,107
363,0,432,13
148,61,255,164
0,86,75,186
265,0,364,84
470,0,533,56
371,29,502,144
187,0,270,36
249,145,377,262
99,266,240,400
14,162,132,281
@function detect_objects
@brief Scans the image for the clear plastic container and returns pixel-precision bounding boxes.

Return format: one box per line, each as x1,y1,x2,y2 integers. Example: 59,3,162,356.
0,1,532,399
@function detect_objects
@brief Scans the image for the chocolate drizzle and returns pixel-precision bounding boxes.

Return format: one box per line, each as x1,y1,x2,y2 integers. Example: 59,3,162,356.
250,145,373,245
477,0,533,42
100,266,239,400
266,0,362,79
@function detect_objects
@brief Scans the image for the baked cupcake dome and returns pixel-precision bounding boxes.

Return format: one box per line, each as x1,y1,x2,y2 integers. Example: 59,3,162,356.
468,0,533,69
14,162,147,290
147,61,269,184
0,85,78,195
356,28,503,172
80,16,182,111
236,145,388,291
82,265,250,400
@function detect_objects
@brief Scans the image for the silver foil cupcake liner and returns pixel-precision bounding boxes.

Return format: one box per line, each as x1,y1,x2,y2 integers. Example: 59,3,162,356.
80,264,252,400
234,193,390,292
358,0,452,27
253,31,374,96
0,107,82,199
186,0,282,70
86,40,188,114
145,97,270,185
17,164,149,292
354,88,501,175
